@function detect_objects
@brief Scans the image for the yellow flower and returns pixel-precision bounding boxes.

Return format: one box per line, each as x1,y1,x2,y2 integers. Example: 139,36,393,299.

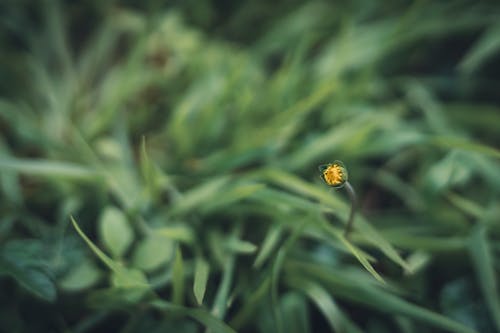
318,160,348,188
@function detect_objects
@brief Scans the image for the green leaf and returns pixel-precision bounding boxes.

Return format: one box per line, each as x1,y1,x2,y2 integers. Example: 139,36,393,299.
111,268,148,288
374,170,425,211
318,208,387,282
71,216,120,271
13,267,56,301
281,292,311,333
187,308,238,333
211,256,236,319
151,300,237,333
432,136,500,159
71,216,149,289
132,235,174,272
225,238,257,254
253,225,283,268
359,286,478,333
271,248,285,333
95,137,122,161
405,81,451,134
339,236,385,284
202,182,266,213
0,158,98,179
425,151,471,193
230,278,271,329
284,112,393,170
468,225,500,332
87,287,151,309
98,207,134,258
172,246,184,305
0,257,56,302
269,221,307,333
382,234,467,252
404,251,431,275
170,177,230,215
354,217,411,273
289,277,363,333
0,240,56,302
447,192,484,219
140,135,159,197
155,225,195,244
193,258,210,305
287,261,478,333
459,22,500,73
59,258,101,291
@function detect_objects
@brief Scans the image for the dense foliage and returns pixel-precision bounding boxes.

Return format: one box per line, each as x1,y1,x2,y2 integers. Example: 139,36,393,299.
1,1,500,332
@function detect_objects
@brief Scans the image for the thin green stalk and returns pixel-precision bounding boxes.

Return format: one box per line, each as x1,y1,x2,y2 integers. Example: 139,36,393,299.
343,181,357,237
319,161,358,237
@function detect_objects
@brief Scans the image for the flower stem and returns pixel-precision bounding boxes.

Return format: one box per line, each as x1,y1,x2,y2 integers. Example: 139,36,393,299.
343,181,357,237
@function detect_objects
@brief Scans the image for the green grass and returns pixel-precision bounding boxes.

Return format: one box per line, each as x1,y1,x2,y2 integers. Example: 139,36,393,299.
1,1,500,332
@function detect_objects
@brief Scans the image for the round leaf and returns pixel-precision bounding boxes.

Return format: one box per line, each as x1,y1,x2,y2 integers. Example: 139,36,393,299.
132,235,174,272
99,207,134,258
59,259,101,291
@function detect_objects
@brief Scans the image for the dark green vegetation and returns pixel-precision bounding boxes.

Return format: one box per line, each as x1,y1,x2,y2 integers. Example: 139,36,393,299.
1,1,500,332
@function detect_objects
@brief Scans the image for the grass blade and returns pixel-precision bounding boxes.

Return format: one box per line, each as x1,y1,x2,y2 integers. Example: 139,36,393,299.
211,256,235,319
0,158,98,179
339,236,385,284
288,260,478,333
71,216,148,289
172,246,185,305
468,225,500,332
253,225,283,268
193,258,210,305
150,300,237,333
288,277,364,333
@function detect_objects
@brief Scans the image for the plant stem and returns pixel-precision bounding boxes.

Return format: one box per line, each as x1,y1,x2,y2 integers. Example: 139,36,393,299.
343,181,357,237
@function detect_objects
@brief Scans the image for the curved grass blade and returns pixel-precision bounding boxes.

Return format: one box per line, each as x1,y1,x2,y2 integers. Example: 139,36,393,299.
151,299,237,333
71,216,148,289
339,236,385,284
288,276,364,333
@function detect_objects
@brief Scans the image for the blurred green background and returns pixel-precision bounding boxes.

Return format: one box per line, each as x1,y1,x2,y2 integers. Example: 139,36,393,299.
1,0,500,332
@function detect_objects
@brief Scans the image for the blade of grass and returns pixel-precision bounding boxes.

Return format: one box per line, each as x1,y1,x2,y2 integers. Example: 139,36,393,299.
287,260,478,333
253,225,283,268
288,277,364,333
271,248,286,333
468,225,500,332
0,158,98,179
230,277,271,329
211,255,235,319
459,22,500,73
140,135,156,197
270,220,307,333
202,182,265,214
431,136,500,159
339,236,385,284
71,216,126,273
156,225,195,244
193,258,209,305
225,238,257,254
71,216,148,288
169,177,230,215
446,192,484,219
150,299,237,333
172,246,184,305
